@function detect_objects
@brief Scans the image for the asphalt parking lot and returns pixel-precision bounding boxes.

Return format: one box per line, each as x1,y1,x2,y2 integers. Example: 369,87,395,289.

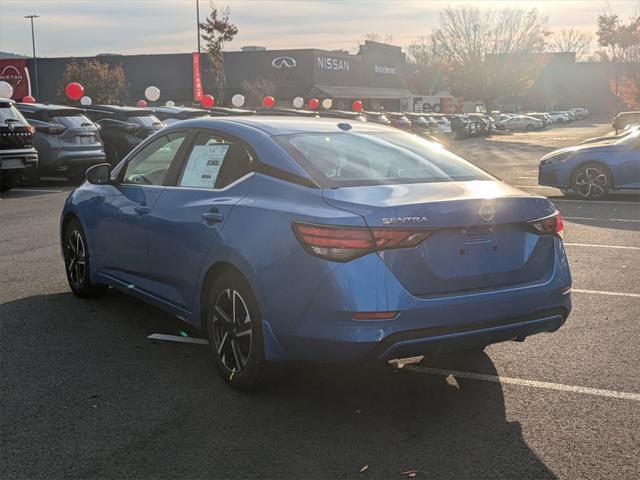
1,118,639,479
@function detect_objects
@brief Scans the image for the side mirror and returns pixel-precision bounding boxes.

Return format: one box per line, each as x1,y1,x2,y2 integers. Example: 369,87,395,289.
86,163,112,185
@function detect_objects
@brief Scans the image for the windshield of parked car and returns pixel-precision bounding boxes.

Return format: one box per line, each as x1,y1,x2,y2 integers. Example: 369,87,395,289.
280,131,492,187
0,105,28,125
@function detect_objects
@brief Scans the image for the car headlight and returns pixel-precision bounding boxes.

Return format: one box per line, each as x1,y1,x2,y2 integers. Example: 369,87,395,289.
540,151,574,166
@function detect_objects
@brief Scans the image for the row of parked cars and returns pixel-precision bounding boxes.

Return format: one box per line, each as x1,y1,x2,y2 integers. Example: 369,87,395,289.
0,97,590,192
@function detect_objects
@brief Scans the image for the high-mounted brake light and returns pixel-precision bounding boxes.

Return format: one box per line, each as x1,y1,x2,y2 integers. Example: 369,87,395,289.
527,211,564,239
292,222,432,262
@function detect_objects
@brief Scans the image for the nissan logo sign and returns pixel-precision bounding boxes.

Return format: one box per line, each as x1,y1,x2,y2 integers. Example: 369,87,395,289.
272,56,296,69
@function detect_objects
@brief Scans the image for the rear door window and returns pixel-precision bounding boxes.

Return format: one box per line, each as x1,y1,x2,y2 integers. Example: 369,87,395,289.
177,132,254,189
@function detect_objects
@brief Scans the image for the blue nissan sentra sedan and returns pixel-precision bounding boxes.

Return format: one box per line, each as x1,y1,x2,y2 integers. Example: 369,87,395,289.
61,116,572,390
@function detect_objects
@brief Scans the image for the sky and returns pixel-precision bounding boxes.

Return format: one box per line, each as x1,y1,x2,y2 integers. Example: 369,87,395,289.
1,0,639,58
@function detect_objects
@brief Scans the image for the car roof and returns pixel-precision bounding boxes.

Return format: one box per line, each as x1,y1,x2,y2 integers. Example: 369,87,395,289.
87,105,153,115
178,115,403,136
151,106,208,115
209,107,255,116
15,102,83,114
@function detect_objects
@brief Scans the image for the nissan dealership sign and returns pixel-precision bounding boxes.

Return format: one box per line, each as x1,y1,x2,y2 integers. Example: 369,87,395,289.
0,59,30,100
316,56,350,72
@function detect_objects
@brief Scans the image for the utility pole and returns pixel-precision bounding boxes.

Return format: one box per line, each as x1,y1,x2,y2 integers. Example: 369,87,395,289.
196,0,201,53
24,14,40,98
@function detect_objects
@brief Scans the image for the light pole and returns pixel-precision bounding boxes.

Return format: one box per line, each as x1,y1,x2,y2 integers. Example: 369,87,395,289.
24,14,40,98
195,0,201,53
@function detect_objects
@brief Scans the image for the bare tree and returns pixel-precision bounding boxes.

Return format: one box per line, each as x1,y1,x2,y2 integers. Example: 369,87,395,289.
431,6,549,63
200,3,238,103
241,75,277,107
551,29,592,61
405,36,444,95
429,6,550,108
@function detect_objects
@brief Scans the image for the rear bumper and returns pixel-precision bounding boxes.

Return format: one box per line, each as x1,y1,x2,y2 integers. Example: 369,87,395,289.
0,149,38,171
42,150,107,174
370,308,567,360
264,239,572,363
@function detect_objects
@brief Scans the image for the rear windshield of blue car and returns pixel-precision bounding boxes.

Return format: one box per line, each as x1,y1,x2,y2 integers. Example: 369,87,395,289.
278,132,492,187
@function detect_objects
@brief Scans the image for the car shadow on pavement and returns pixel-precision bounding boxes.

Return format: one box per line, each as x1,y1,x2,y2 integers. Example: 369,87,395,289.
1,291,555,479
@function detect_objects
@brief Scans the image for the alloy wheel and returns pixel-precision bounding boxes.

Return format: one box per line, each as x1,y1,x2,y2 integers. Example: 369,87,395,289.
211,289,253,373
574,167,608,198
66,230,86,288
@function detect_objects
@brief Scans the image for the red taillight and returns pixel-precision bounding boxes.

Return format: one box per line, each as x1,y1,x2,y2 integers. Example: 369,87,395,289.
527,211,564,239
292,222,431,262
26,125,35,134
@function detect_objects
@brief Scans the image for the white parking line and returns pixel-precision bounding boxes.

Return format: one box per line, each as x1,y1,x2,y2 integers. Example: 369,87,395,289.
407,366,640,402
564,216,640,223
564,243,640,250
147,333,209,345
572,288,640,298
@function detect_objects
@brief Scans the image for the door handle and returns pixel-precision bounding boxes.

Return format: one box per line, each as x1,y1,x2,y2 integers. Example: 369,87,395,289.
202,211,224,224
134,205,150,215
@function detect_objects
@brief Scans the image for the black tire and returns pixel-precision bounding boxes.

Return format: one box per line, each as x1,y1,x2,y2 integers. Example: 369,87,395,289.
63,218,108,298
526,124,534,131
570,162,612,200
205,270,274,391
0,173,17,192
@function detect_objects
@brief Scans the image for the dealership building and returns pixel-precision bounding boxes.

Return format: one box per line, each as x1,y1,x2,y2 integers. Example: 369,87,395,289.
0,40,637,114
0,41,413,110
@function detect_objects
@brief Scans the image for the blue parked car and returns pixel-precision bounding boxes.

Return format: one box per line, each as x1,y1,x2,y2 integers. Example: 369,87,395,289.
61,117,572,390
539,130,640,199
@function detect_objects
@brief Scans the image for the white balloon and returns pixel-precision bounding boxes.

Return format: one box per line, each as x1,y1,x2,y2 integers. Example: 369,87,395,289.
231,94,245,108
321,98,333,110
144,86,161,102
165,100,175,107
80,96,92,106
292,97,304,109
0,81,14,99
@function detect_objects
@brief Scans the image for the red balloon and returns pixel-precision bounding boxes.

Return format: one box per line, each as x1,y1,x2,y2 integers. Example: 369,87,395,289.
262,96,275,108
351,100,363,112
307,98,319,110
202,94,215,108
65,82,84,101
136,99,148,108
22,95,36,104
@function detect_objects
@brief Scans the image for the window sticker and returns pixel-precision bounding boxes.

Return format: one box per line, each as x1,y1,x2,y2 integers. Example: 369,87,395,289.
180,144,230,188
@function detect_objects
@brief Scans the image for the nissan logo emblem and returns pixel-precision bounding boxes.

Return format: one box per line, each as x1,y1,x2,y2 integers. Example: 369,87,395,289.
272,56,297,69
478,203,496,222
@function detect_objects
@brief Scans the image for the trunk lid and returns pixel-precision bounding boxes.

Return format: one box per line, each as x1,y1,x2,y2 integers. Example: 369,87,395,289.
323,180,557,296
